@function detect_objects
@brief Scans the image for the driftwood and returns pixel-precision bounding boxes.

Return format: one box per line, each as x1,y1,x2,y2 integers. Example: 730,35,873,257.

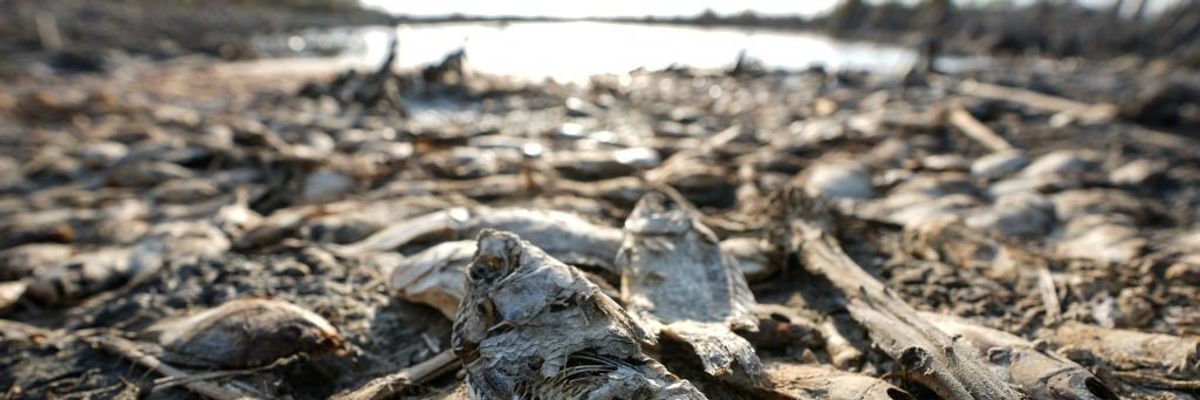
89,334,252,400
330,350,459,400
958,80,1118,123
780,193,1022,400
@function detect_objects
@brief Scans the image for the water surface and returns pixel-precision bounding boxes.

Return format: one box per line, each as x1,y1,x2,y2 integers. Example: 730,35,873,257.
257,21,987,82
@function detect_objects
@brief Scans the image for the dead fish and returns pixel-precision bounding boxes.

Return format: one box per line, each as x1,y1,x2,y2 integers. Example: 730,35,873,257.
387,239,622,321
129,221,232,280
366,170,547,200
1021,150,1097,177
796,160,874,201
922,312,1119,400
419,146,524,180
551,176,650,209
25,247,133,306
1044,322,1200,377
106,161,194,188
147,298,343,368
751,363,913,400
149,178,222,204
616,189,763,380
299,169,356,204
79,140,129,169
965,192,1056,239
453,230,706,400
0,243,75,280
340,207,622,276
546,147,660,181
1052,215,1146,264
389,240,477,319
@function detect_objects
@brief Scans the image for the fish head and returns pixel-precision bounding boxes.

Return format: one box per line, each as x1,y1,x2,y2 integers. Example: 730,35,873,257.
468,229,523,287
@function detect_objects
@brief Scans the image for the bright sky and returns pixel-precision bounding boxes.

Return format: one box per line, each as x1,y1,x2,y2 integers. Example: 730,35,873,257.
360,0,1180,18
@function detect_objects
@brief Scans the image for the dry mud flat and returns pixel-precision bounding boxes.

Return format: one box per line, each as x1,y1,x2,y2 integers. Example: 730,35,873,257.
0,56,1199,400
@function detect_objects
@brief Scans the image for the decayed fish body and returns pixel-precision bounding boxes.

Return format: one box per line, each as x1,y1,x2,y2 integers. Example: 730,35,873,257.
147,298,343,368
127,220,232,282
1044,322,1200,378
453,230,705,400
546,147,661,181
0,243,75,281
25,247,133,306
756,363,913,400
389,240,477,319
923,313,1119,400
617,189,762,380
342,207,623,276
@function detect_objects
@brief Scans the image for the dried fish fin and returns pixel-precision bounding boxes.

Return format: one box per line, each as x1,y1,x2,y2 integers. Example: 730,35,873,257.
753,362,913,400
780,191,1022,400
452,230,706,400
922,312,1118,400
662,321,764,381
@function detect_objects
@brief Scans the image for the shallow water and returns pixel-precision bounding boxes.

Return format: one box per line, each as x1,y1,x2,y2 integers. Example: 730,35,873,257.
256,21,988,83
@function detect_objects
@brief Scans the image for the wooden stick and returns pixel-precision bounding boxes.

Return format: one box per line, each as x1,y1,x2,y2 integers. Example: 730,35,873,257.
781,194,1021,400
945,105,1014,152
330,350,460,400
89,335,251,400
958,80,1118,123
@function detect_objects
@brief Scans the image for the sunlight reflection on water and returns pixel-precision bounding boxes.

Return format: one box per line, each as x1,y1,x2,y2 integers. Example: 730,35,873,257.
268,21,987,83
